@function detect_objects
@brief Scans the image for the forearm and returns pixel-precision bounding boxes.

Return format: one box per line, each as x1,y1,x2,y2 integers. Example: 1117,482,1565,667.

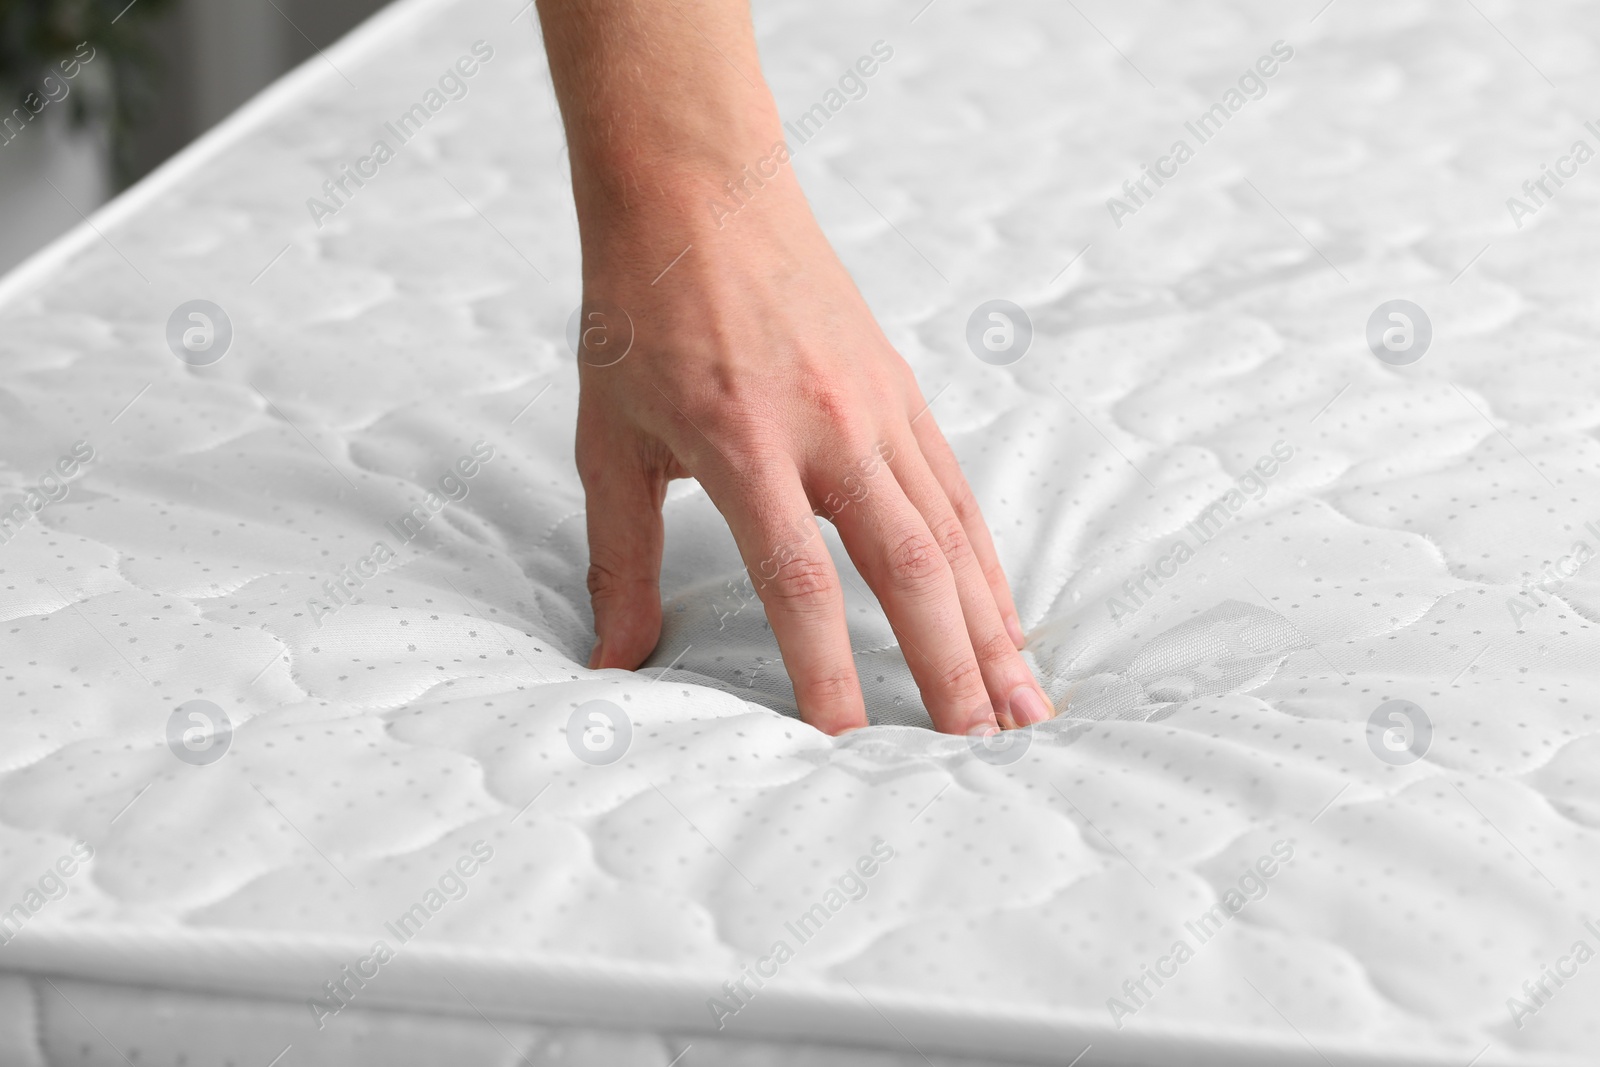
535,0,791,230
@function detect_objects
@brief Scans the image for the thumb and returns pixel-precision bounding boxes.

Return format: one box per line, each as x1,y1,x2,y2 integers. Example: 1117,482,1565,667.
581,457,666,670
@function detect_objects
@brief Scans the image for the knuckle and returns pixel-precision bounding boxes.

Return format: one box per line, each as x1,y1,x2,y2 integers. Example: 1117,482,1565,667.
586,559,636,602
972,629,1020,669
586,531,659,601
934,655,985,698
884,529,946,588
800,381,854,430
802,666,859,708
927,513,971,565
762,554,837,612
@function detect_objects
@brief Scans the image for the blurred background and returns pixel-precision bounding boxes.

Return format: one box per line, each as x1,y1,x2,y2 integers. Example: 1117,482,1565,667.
0,0,388,275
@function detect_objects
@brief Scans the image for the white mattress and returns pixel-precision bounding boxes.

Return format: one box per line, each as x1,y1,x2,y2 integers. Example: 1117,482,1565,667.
1,0,1597,1063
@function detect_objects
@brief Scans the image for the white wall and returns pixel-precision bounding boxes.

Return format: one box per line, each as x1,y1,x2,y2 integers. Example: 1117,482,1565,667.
189,0,293,132
0,108,110,276
0,0,386,277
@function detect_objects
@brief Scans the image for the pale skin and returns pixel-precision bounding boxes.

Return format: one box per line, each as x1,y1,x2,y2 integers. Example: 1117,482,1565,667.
536,0,1054,735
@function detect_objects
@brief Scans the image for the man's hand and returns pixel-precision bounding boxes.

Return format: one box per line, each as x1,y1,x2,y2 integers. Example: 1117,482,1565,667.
538,0,1053,735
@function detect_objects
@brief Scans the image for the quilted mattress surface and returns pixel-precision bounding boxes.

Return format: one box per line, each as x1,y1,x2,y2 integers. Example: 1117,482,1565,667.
1,0,1598,1063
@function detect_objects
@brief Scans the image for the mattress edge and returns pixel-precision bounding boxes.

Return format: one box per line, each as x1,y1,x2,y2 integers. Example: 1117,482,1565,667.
0,925,1568,1067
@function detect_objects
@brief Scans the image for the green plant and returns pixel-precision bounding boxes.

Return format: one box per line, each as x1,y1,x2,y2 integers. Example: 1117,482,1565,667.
0,0,177,184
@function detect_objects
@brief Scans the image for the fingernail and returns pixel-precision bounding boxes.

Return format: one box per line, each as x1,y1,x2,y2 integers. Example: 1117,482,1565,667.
965,705,1000,735
586,640,604,670
966,723,1001,747
1009,684,1051,726
1005,613,1026,649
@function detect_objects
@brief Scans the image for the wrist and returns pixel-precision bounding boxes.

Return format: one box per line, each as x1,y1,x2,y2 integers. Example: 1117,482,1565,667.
571,130,814,265
568,114,792,216
537,0,803,246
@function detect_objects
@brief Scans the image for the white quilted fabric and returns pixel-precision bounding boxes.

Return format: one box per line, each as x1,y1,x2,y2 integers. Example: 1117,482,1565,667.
1,0,1597,1063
